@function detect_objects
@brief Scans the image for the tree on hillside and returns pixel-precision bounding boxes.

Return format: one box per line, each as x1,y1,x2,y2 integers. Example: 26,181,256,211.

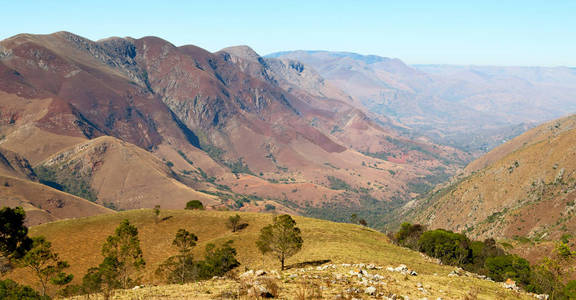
19,237,73,296
256,214,303,270
197,240,240,279
350,214,358,224
484,254,531,285
418,229,472,265
156,229,198,284
101,219,145,289
0,206,33,273
185,200,204,210
226,214,241,232
393,222,426,250
153,205,161,224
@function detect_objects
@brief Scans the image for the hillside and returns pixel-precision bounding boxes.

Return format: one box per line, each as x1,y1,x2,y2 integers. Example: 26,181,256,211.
36,136,218,210
269,51,576,154
10,210,532,299
410,114,576,241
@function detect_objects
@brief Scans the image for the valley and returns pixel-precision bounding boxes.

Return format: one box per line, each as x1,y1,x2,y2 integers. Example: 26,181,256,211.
0,29,575,299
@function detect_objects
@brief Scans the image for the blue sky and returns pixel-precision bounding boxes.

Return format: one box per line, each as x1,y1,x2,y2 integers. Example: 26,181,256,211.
2,1,574,66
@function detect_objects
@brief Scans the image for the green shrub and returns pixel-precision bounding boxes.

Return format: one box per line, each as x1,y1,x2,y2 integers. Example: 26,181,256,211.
394,223,426,250
564,280,576,299
326,176,350,190
197,240,240,279
485,255,531,285
418,229,472,265
185,200,204,210
0,279,48,300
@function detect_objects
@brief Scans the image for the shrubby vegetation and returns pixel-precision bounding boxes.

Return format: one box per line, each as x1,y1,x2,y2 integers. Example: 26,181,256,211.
35,165,98,202
326,176,351,190
185,200,204,210
392,223,576,298
0,279,48,300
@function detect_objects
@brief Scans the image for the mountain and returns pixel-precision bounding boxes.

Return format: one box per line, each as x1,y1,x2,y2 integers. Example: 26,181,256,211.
409,114,576,241
0,32,466,226
268,51,576,154
7,209,535,299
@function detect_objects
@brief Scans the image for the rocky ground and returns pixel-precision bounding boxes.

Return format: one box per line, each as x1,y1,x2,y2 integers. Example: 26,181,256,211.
68,262,546,299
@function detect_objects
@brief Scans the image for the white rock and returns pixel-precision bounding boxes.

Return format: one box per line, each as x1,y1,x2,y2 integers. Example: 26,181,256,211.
365,286,377,295
240,270,254,278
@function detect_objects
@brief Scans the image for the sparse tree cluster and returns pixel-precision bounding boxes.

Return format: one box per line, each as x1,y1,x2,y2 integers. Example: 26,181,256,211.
1,205,307,298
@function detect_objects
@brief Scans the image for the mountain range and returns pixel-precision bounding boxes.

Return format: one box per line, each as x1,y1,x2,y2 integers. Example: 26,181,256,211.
269,50,576,154
0,32,468,226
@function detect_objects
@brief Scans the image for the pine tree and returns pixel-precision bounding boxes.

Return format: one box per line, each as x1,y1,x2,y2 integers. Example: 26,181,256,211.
19,237,73,296
256,214,303,270
101,220,145,289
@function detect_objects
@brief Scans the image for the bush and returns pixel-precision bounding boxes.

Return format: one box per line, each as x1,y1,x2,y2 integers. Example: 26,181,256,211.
185,200,204,210
0,279,48,300
197,240,240,279
35,166,98,202
326,176,350,190
394,223,426,250
564,280,576,299
418,229,472,265
485,255,531,285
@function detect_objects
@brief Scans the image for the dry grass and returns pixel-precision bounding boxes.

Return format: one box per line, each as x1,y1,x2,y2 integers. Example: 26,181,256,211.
8,209,534,298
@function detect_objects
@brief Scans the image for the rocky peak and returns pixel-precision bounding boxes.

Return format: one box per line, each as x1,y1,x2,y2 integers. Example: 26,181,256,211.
220,45,262,62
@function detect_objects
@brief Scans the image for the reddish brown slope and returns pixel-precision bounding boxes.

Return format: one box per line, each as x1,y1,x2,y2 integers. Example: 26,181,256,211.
413,115,576,240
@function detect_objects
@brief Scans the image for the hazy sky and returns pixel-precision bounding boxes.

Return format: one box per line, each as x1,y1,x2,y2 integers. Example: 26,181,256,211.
2,1,574,66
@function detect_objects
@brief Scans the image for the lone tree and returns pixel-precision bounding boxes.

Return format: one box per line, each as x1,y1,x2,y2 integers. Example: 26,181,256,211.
226,214,241,232
153,205,161,224
156,229,198,284
19,236,73,296
0,207,32,274
102,219,145,289
185,200,204,210
256,214,303,270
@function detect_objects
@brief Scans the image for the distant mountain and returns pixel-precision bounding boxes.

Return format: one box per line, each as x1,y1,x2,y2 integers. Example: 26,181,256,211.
268,51,576,155
410,114,576,240
0,32,467,225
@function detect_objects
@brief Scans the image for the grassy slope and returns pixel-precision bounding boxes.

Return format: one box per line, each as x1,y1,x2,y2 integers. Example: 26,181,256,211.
12,210,530,299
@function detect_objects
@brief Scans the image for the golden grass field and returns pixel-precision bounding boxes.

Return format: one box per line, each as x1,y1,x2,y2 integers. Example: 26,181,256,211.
10,209,533,299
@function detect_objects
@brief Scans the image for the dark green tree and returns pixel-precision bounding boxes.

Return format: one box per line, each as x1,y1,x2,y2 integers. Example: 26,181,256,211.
0,207,33,269
101,220,145,289
19,237,73,296
197,240,240,279
185,200,204,210
0,279,48,300
394,223,426,250
256,214,303,270
484,255,531,285
418,229,472,265
226,214,241,232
